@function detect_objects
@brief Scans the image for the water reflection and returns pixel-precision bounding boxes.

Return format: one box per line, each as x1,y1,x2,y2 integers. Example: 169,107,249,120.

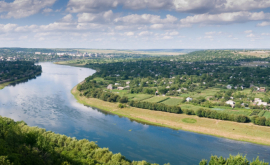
0,62,269,165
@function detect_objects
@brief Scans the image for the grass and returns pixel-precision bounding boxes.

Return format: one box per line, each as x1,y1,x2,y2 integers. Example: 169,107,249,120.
126,94,153,101
111,89,128,97
161,98,181,106
182,118,197,124
222,109,252,116
143,96,169,103
71,85,270,146
263,111,270,119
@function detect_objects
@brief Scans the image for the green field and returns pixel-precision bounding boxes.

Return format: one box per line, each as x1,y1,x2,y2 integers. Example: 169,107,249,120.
143,96,169,103
263,111,270,119
128,94,153,101
161,98,181,106
222,109,252,116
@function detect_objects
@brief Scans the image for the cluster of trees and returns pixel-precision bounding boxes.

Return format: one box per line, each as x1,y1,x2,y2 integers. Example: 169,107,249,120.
0,116,160,165
78,83,129,104
194,108,249,123
0,61,42,81
251,116,270,126
200,154,268,165
128,100,182,114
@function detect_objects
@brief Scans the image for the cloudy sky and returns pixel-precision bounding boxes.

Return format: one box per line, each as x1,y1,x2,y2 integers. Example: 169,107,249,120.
1,0,270,49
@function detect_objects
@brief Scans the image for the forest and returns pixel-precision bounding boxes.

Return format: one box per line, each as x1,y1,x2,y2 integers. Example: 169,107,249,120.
0,116,268,165
0,61,42,83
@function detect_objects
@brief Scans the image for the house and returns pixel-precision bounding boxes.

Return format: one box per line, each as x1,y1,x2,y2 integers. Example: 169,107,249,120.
227,85,232,89
115,83,120,86
166,86,170,89
203,82,206,85
126,81,130,85
226,100,235,106
107,84,113,90
186,97,193,102
254,98,268,106
35,52,41,55
259,87,266,92
117,87,125,90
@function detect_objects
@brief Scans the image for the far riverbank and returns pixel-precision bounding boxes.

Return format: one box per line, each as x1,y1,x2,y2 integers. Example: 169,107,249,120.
71,84,270,146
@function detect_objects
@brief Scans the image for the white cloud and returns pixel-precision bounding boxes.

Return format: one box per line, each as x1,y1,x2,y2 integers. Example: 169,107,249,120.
204,36,213,39
261,33,270,36
125,32,134,36
0,24,18,32
43,8,53,13
78,10,114,23
162,36,173,39
246,33,255,37
114,14,177,25
169,31,179,36
66,0,270,14
244,30,253,33
138,31,152,36
0,0,56,19
257,21,270,27
62,14,74,22
180,11,270,25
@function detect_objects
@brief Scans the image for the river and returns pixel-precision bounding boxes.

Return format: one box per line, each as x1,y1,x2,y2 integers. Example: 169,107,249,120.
0,62,269,165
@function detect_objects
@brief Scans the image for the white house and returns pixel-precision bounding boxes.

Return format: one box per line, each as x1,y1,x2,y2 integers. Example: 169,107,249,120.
107,84,113,90
226,100,235,106
115,83,120,86
227,85,232,89
117,87,125,90
126,81,130,85
186,97,193,102
35,52,41,55
254,98,268,106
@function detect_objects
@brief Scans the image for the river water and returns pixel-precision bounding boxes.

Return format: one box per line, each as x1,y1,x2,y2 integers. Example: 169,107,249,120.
0,62,269,165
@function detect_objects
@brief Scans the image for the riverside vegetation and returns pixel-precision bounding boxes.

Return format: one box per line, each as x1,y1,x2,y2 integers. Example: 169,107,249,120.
0,116,269,165
0,61,42,89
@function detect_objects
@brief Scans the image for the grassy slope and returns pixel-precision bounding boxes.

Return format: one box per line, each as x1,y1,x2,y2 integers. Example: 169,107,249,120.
72,85,270,146
160,98,181,106
143,96,169,103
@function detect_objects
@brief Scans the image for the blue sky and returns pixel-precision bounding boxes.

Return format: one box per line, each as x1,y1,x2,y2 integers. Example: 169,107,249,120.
0,0,270,49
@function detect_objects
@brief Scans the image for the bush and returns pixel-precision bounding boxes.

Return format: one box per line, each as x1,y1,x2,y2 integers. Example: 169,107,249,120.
200,154,268,165
118,104,125,108
119,96,129,103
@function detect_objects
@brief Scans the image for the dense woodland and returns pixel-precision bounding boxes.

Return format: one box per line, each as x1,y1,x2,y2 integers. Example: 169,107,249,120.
0,61,42,82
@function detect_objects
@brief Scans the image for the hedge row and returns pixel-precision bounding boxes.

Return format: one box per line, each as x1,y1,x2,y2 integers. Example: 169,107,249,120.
195,109,249,123
128,100,182,114
251,116,270,126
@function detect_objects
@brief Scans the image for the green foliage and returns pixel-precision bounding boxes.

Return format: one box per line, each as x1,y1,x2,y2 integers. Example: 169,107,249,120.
118,103,126,108
200,154,269,165
129,100,182,114
194,109,249,123
0,61,42,82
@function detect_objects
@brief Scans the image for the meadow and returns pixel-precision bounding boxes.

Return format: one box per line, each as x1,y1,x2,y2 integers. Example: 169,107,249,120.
143,96,169,103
